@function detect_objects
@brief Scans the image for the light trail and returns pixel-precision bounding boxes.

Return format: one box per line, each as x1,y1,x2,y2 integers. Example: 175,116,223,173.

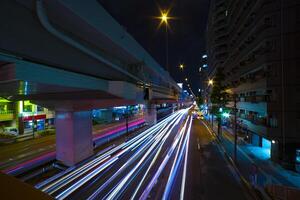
162,116,190,200
56,156,118,200
38,109,188,199
139,113,190,200
3,119,144,175
41,112,177,194
180,116,192,200
131,109,192,200
88,109,188,200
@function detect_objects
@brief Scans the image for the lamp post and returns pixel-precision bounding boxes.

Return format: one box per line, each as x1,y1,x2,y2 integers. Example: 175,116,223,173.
233,94,238,163
208,79,214,129
158,10,170,71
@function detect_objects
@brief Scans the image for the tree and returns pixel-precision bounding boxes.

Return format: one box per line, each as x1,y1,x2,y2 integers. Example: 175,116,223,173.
196,96,204,107
210,68,229,136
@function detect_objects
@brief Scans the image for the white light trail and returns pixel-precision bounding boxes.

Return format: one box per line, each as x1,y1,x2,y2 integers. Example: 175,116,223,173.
180,117,192,200
88,109,188,200
139,114,190,200
162,116,190,200
37,109,192,200
41,112,180,195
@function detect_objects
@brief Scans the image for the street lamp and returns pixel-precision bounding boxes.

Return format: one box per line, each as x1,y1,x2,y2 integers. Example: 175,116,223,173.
208,79,214,86
185,77,188,82
179,64,184,70
156,9,172,71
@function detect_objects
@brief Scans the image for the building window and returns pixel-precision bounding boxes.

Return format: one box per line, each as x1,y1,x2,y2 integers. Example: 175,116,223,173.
0,105,5,112
23,105,32,112
37,106,44,112
268,116,278,128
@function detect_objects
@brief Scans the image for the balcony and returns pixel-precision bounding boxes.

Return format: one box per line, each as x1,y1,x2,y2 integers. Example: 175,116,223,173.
240,95,270,103
0,110,14,121
237,101,267,114
236,113,268,137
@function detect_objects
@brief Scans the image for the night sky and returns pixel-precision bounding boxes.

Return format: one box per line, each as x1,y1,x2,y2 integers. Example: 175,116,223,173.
99,0,210,93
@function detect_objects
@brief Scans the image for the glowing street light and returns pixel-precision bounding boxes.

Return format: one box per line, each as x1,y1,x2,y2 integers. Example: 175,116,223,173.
160,12,169,24
185,77,188,82
155,8,176,72
179,64,184,70
208,79,214,86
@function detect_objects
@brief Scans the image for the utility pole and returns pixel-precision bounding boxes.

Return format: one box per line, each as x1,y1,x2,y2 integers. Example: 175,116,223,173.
211,113,214,131
233,94,237,163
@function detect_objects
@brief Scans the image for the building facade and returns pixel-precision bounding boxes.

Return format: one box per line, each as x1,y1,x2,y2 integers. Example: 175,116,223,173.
206,0,300,169
0,98,55,135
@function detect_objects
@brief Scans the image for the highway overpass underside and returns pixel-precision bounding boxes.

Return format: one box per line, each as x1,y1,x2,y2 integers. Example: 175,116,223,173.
0,58,171,166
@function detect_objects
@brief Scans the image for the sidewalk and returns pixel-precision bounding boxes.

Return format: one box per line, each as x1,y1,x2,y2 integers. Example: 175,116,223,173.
222,125,300,188
204,119,300,189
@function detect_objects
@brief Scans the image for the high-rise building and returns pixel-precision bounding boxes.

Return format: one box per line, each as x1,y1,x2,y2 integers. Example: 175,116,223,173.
206,0,300,169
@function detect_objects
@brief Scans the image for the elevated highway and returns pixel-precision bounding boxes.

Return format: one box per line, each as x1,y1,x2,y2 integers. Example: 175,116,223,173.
0,0,181,165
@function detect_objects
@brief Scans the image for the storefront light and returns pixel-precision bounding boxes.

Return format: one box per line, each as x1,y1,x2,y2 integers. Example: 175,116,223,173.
222,112,230,118
272,140,276,144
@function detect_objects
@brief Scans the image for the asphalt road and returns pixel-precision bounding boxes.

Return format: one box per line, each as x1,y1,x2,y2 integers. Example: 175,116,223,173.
35,109,190,200
0,135,55,170
0,118,143,171
184,118,250,200
34,108,251,200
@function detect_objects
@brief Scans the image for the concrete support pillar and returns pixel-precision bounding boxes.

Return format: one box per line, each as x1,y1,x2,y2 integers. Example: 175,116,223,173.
144,103,157,126
15,101,24,135
55,111,93,166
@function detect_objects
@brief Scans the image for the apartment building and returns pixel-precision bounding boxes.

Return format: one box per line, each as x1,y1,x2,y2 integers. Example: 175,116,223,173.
206,0,300,168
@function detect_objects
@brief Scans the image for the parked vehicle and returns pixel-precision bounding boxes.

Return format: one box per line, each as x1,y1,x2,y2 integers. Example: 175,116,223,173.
3,127,18,136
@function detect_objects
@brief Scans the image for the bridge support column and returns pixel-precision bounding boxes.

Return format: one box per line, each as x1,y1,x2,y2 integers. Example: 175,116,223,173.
144,103,157,126
172,103,176,113
55,111,93,166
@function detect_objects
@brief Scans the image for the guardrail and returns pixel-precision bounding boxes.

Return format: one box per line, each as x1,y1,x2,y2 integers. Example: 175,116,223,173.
16,133,35,142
